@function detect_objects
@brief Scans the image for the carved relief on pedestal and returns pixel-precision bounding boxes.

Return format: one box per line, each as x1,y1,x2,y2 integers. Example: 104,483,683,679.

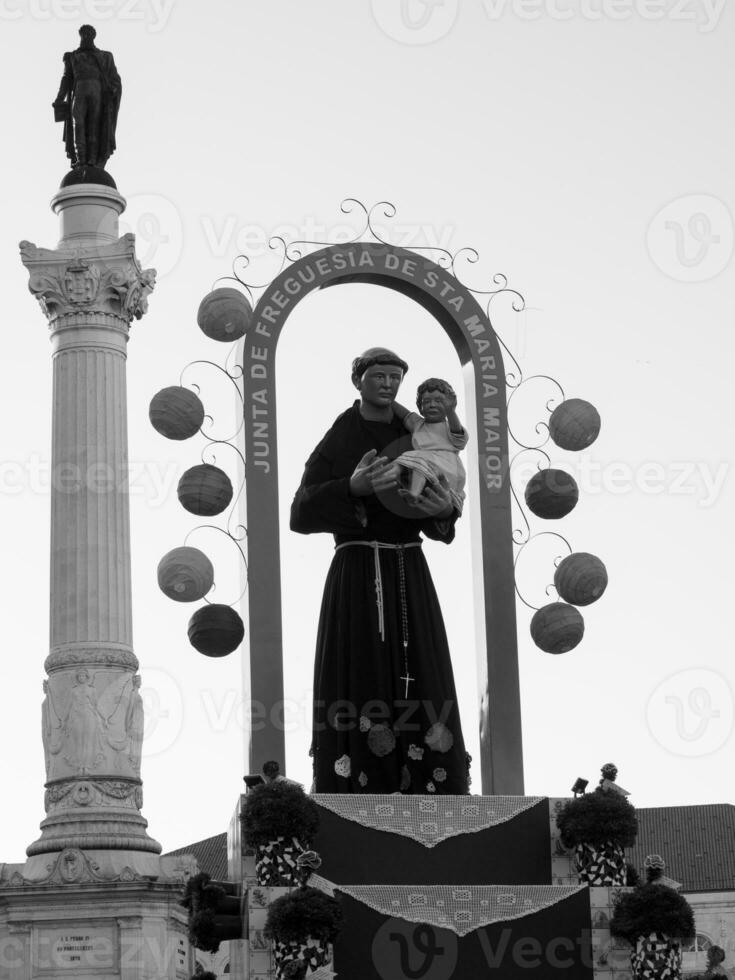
44,778,143,813
42,671,146,783
9,848,144,886
19,234,155,324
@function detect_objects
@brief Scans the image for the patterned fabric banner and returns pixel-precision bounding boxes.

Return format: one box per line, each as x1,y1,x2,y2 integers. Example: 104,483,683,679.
310,875,587,938
313,794,546,848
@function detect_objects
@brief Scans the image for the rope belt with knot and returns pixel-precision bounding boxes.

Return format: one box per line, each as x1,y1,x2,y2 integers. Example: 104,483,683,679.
334,540,422,697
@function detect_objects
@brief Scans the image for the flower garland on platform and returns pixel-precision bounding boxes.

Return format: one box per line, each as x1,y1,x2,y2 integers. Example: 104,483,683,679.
241,780,320,886
556,772,637,886
610,859,695,980
265,884,343,980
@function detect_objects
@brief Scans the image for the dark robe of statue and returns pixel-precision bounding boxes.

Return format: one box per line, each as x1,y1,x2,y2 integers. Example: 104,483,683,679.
53,25,121,170
291,399,470,796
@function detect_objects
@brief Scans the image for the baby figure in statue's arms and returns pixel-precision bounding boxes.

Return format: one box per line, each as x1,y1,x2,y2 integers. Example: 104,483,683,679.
393,378,468,514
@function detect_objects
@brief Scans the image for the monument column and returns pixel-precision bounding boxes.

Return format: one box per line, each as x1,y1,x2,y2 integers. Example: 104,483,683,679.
20,182,160,880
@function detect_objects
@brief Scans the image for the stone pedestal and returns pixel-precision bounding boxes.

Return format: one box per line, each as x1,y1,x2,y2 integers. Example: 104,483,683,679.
18,183,158,880
0,856,198,980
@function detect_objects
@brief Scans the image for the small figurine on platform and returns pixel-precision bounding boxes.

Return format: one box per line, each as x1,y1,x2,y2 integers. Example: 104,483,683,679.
598,762,630,798
393,378,468,514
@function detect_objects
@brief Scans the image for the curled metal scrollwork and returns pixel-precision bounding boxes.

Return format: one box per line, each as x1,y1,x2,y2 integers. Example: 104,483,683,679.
513,531,573,611
183,523,248,608
200,197,589,624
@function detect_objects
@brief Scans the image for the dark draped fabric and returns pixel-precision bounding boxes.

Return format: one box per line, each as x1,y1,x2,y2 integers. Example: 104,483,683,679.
290,402,469,795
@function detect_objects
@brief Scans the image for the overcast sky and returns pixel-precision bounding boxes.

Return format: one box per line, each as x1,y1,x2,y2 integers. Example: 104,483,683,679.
0,0,733,862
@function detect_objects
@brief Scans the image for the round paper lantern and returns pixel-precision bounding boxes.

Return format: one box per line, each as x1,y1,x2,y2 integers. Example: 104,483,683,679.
149,386,205,441
531,603,585,654
187,603,244,657
157,546,214,603
177,464,233,516
554,552,608,606
197,288,253,342
524,469,579,519
549,398,601,451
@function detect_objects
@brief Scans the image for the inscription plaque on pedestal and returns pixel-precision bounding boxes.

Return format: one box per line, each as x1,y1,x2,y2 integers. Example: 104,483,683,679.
36,925,116,972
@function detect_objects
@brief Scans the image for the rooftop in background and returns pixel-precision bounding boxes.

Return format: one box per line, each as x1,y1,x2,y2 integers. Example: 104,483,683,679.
632,805,735,893
165,832,227,881
165,803,735,894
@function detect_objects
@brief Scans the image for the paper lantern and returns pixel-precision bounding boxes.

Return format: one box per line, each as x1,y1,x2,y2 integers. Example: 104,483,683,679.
197,288,253,342
157,546,214,602
188,603,244,657
531,603,585,654
177,464,233,516
549,398,601,451
524,469,579,519
554,552,608,606
149,386,205,441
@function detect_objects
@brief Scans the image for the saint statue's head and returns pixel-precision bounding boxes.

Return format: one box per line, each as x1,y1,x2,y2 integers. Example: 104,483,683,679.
79,24,97,48
351,347,408,410
351,347,408,387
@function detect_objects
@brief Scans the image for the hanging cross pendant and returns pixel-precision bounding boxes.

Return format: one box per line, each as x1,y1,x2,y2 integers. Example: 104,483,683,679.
400,671,415,698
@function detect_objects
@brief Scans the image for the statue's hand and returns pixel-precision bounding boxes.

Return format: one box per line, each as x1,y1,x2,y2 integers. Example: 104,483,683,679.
350,450,395,497
398,474,453,518
371,461,401,494
442,389,458,412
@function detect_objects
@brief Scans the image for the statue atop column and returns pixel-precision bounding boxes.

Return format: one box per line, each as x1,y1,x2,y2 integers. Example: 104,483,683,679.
53,25,121,183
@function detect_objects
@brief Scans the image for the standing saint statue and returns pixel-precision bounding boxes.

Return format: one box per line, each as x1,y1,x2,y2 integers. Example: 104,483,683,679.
290,347,470,795
52,25,121,170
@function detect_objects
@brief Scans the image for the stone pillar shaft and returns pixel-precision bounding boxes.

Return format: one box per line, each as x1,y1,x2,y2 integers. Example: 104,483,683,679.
51,337,132,650
20,183,159,880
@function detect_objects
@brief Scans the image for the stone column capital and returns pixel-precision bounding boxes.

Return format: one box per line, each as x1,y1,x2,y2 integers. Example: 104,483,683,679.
19,235,155,330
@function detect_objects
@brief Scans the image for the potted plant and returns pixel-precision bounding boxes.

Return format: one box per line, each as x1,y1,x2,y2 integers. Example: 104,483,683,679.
180,872,242,952
241,781,320,886
265,885,343,980
610,862,695,979
556,788,637,885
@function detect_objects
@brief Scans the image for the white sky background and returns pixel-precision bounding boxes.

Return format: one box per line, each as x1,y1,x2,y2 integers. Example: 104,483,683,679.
0,0,733,861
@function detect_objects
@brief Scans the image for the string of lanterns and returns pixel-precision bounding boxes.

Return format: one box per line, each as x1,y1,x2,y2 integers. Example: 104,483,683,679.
148,288,254,658
514,394,607,655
